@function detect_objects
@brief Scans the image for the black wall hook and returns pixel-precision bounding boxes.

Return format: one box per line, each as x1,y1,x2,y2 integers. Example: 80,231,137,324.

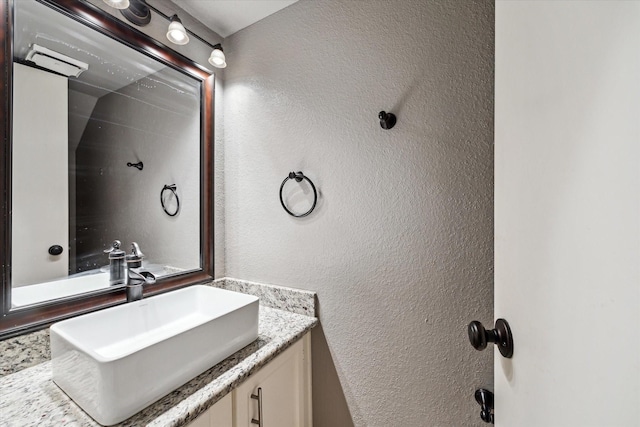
127,161,143,170
379,111,396,130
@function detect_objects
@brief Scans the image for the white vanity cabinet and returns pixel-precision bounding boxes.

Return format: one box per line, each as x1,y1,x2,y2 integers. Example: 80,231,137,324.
188,393,233,427
186,333,312,427
234,334,312,427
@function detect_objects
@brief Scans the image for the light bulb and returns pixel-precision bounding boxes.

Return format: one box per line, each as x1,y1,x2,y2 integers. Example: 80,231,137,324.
208,46,227,69
166,15,189,45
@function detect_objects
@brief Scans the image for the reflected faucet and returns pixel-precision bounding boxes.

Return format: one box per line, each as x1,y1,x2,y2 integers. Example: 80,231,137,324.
125,242,156,302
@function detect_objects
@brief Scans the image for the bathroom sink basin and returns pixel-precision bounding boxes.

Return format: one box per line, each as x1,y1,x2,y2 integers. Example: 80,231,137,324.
50,285,259,426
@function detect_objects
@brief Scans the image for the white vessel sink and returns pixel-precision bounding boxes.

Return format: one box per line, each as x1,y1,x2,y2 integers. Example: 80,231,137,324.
50,285,259,426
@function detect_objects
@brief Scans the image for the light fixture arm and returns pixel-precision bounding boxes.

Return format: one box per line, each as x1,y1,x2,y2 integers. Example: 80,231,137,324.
143,3,223,51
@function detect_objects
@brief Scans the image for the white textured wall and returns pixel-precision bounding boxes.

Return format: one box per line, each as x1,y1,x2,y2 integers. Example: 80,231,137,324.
214,71,225,279
222,1,494,426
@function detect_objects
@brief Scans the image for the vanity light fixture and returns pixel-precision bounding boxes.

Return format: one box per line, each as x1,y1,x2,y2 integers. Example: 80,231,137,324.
208,44,227,69
102,0,130,10
105,1,229,68
166,14,189,45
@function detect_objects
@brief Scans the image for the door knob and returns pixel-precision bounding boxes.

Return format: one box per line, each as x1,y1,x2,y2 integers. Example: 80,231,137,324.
468,318,513,358
475,388,494,424
48,245,63,256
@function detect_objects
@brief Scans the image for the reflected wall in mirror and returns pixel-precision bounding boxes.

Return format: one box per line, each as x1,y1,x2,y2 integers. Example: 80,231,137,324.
1,0,214,338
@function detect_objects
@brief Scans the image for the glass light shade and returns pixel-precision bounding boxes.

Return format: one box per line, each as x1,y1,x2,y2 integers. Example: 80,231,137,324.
167,16,189,45
208,48,227,68
103,0,130,9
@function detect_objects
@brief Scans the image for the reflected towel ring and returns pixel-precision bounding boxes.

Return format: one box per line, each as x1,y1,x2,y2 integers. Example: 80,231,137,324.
160,184,180,217
279,171,317,218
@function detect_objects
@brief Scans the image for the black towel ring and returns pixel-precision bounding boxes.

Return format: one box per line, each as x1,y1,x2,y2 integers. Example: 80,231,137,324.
279,171,317,218
160,184,180,217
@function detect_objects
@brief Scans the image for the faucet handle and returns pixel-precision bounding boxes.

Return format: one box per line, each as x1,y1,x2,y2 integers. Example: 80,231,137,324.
103,240,122,253
126,242,144,268
130,242,144,258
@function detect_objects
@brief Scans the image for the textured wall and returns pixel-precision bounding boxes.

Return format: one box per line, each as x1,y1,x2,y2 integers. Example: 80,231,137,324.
222,0,494,426
214,70,225,279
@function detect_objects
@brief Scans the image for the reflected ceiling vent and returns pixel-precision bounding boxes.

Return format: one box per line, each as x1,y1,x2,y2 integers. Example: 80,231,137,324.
25,44,89,78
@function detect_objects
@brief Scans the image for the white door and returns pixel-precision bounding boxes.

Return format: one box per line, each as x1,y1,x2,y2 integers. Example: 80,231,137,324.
495,1,639,426
12,63,69,287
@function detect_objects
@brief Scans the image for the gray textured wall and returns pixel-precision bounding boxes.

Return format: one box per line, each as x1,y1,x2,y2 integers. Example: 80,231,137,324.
221,0,494,426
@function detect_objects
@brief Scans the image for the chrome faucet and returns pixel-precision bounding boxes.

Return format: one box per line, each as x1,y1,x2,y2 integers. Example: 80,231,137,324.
125,242,156,302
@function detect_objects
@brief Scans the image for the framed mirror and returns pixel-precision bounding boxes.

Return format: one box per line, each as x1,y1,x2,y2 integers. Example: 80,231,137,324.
0,0,214,338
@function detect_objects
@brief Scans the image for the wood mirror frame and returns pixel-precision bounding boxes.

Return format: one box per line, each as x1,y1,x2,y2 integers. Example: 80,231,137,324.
0,0,214,339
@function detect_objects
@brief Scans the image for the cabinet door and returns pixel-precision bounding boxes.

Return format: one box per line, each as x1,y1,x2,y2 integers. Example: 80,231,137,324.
187,392,232,427
234,333,312,427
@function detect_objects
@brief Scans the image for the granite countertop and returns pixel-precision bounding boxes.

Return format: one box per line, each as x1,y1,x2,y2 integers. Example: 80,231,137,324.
0,279,317,427
0,329,51,377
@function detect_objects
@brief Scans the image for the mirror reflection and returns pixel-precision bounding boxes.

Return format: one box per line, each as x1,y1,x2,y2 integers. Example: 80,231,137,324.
11,0,201,307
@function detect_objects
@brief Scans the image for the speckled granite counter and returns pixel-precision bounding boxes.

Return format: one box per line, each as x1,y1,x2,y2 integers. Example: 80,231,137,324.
0,279,317,427
0,329,50,376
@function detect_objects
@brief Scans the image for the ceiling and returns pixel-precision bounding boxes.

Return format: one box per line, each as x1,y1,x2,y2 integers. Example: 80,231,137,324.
169,0,299,38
